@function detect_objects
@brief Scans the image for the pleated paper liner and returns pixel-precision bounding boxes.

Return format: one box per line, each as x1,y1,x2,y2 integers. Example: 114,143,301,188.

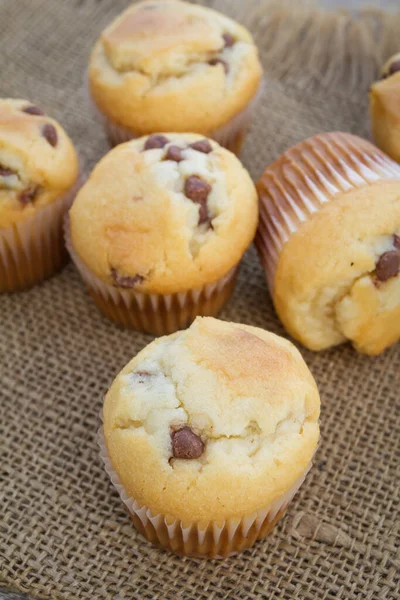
255,132,400,293
65,219,239,336
0,181,81,293
98,425,312,558
87,75,264,155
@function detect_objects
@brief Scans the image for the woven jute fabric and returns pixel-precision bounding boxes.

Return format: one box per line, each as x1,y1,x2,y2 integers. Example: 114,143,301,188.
1,1,399,599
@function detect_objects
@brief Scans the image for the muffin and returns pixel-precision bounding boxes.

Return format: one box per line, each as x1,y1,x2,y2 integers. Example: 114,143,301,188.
0,99,79,292
370,52,400,162
88,0,263,154
100,316,320,558
67,133,258,335
255,132,400,355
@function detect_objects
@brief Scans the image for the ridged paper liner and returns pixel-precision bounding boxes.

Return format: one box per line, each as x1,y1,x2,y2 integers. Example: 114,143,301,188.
0,181,81,292
98,425,312,558
255,132,400,293
65,219,239,336
87,74,264,155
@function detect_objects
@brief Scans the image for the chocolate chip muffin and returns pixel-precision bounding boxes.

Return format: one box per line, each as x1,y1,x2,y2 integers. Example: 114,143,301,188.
88,0,263,154
67,133,258,334
100,317,320,557
256,132,400,355
370,52,400,163
0,98,79,292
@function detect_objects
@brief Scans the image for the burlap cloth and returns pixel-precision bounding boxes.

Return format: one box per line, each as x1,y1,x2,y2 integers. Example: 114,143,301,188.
1,1,399,599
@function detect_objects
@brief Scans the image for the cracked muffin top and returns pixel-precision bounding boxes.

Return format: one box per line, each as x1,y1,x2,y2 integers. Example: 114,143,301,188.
69,133,258,294
0,98,79,229
103,317,320,522
88,0,262,134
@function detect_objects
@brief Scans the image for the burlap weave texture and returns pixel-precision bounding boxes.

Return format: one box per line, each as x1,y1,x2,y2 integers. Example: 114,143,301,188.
1,1,399,599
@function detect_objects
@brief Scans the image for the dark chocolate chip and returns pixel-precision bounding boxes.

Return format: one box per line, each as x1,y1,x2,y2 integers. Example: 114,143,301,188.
41,123,58,147
375,251,400,282
184,175,211,204
171,426,204,459
209,58,229,74
166,145,184,162
189,139,213,154
393,234,400,249
222,33,235,48
23,105,44,116
144,134,169,150
389,59,400,76
111,268,145,288
0,166,16,177
19,187,37,206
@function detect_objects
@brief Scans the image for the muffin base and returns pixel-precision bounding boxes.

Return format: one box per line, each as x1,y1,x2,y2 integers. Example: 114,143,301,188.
65,220,239,336
0,185,79,293
98,426,311,558
88,81,264,155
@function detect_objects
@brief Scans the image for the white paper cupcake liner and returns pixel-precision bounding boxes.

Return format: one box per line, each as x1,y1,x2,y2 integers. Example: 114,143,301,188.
0,180,81,292
255,132,400,293
98,425,312,558
87,72,264,155
65,219,239,335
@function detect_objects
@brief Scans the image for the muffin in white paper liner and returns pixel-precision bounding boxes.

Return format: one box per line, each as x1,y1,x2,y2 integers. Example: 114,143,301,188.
98,318,320,558
88,79,264,155
86,1,264,155
98,425,312,558
0,181,80,292
255,131,400,355
65,218,239,335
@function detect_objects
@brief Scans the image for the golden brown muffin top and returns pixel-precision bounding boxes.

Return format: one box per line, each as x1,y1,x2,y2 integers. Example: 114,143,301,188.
69,133,258,294
0,98,79,229
89,0,262,134
103,317,320,522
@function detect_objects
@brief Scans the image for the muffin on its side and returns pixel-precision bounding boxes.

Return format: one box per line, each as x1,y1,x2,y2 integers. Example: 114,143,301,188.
256,132,400,355
101,317,320,558
0,99,79,292
370,52,400,162
88,0,263,153
67,133,258,335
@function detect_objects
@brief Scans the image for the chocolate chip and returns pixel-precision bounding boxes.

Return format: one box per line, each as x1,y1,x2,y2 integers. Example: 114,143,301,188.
41,124,58,147
209,58,229,74
389,59,400,76
19,187,37,206
375,251,400,282
111,268,145,288
393,234,400,249
171,426,204,459
23,105,44,116
134,371,152,383
0,166,16,177
189,139,213,154
135,371,152,377
165,145,183,162
222,33,235,48
144,135,169,150
184,176,211,204
185,176,212,225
